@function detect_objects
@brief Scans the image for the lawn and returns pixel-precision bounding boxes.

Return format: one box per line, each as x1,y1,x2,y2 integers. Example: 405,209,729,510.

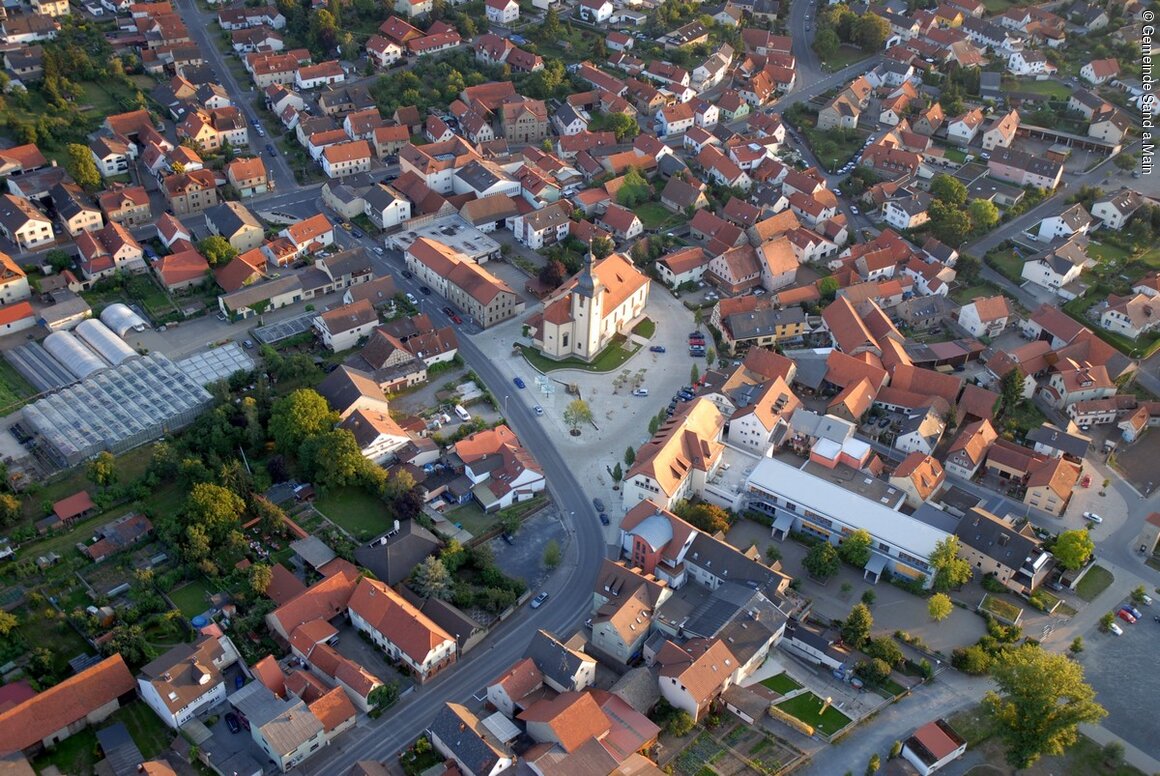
446,495,548,539
1003,78,1072,100
822,45,871,72
760,673,802,694
111,701,174,758
943,147,968,164
314,486,391,542
947,704,995,746
1087,241,1132,263
632,317,656,338
987,248,1024,283
798,118,867,171
33,728,99,775
170,578,215,619
980,593,1023,624
951,282,1007,306
775,692,852,735
518,336,641,373
1000,399,1048,437
1075,565,1114,602
982,0,1013,10
0,359,37,413
636,202,680,230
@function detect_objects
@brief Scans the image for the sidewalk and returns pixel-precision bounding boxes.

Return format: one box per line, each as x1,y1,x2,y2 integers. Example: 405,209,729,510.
1079,724,1160,774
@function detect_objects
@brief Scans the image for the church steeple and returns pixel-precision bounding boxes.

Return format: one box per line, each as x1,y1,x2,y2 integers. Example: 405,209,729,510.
574,239,602,299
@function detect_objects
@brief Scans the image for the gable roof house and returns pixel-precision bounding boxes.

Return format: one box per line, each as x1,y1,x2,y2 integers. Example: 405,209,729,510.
429,703,514,776
654,638,738,721
944,418,998,479
454,424,545,511
347,577,456,683
525,629,597,693
624,399,725,510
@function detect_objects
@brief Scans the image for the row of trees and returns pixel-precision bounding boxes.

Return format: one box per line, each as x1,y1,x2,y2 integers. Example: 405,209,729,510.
814,6,891,57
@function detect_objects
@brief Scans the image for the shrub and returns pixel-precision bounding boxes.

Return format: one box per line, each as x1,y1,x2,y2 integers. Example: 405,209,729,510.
951,645,992,675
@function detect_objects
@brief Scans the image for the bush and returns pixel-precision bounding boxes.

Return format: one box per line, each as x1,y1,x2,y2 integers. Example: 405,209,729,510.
864,637,904,668
981,573,1007,594
951,645,992,675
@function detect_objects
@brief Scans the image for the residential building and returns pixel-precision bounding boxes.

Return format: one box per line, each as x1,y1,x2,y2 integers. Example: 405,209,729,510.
957,295,1011,338
1021,239,1089,292
226,157,270,197
1091,187,1142,229
889,452,946,508
0,252,30,305
348,577,457,683
137,634,240,728
321,140,373,179
987,148,1063,190
1101,293,1160,340
454,425,545,511
404,238,523,328
228,682,330,772
954,507,1053,592
1035,204,1092,243
75,222,145,281
314,299,378,352
624,399,724,510
205,201,264,253
98,186,152,227
1023,456,1080,516
162,169,219,216
428,703,514,776
902,719,969,776
654,638,738,721
0,194,53,250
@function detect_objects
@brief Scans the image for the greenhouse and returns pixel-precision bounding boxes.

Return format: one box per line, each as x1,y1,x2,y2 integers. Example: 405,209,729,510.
75,319,138,367
43,331,106,381
99,303,149,337
22,353,213,466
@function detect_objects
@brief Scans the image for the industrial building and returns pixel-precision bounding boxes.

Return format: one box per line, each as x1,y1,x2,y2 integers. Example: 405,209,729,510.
22,353,214,466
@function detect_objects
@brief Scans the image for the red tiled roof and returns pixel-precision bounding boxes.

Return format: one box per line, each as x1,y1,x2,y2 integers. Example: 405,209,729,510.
53,490,95,521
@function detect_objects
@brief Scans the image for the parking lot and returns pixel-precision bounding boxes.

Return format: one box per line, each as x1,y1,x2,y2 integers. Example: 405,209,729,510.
1076,604,1160,754
488,506,569,594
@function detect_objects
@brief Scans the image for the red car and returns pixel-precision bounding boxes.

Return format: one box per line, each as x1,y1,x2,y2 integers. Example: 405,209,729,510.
1081,475,1091,488
1117,609,1136,624
451,314,463,324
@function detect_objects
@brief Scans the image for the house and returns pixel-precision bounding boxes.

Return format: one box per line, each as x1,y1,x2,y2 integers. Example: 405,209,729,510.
428,703,514,776
321,140,373,179
1021,239,1089,293
1091,188,1142,229
154,249,210,292
1023,455,1080,516
982,110,1020,150
1036,204,1093,243
405,238,523,328
340,406,409,464
1044,358,1115,409
598,204,643,241
314,299,378,352
1007,49,1055,76
893,406,947,455
989,148,1064,190
578,0,614,23
348,577,457,683
957,295,1011,338
364,184,411,230
0,252,30,306
946,109,984,146
162,169,219,216
0,655,135,756
90,135,136,178
1089,105,1132,144
0,194,53,251
525,630,596,693
98,186,152,228
226,157,270,197
944,419,998,479
624,399,723,509
902,719,969,776
280,213,335,257
205,201,264,253
228,682,333,773
955,507,1053,592
76,222,146,282
883,191,932,231
817,96,860,131
138,634,240,728
484,0,518,24
1101,293,1160,340
660,176,709,214
655,103,695,137
1081,58,1120,85
654,638,737,721
889,452,945,508
454,424,544,511
49,183,103,237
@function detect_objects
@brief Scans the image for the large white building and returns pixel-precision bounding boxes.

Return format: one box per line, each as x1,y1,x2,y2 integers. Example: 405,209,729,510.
744,457,949,587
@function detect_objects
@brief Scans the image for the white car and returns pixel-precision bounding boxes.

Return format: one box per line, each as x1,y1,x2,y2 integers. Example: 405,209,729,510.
405,292,418,305
1109,622,1124,636
850,206,859,215
1083,511,1103,523
1141,594,1153,606
632,388,649,396
530,592,549,608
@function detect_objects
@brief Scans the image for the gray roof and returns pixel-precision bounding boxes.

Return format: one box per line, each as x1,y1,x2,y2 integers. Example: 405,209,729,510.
525,629,592,691
364,184,404,213
726,305,806,341
990,148,1062,178
319,247,372,280
609,666,661,714
221,275,303,312
554,103,585,128
290,535,337,569
910,503,963,534
205,201,260,238
953,507,1039,571
1026,424,1090,457
354,519,440,586
788,408,855,443
455,160,509,193
50,182,97,222
95,723,145,776
784,349,830,390
629,513,673,552
687,533,782,590
317,364,385,413
682,582,786,663
429,703,505,776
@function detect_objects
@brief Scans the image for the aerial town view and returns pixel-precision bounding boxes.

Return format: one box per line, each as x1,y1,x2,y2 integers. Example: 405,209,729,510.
0,0,1157,772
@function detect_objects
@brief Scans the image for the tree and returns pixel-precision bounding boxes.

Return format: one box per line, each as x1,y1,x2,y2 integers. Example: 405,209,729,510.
853,13,890,51
765,544,782,564
270,389,338,454
300,429,378,491
611,462,622,484
930,174,968,206
368,681,400,716
861,589,876,606
838,529,872,567
64,142,101,190
596,112,639,142
0,610,16,637
102,624,148,668
690,364,700,384
624,446,636,466
248,563,273,595
999,366,1024,411
198,235,238,267
841,603,873,649
1069,636,1084,655
45,249,74,273
856,657,892,686
87,451,117,490
674,501,731,534
1099,612,1115,632
563,399,593,432
538,260,567,289
864,636,903,667
985,645,1106,769
706,346,716,366
968,199,1000,233
0,493,21,527
951,644,992,675
929,536,973,591
412,556,452,599
813,27,839,59
542,7,561,38
928,592,953,622
543,539,561,569
185,483,245,544
1053,530,1094,571
929,200,973,245
865,753,881,776
616,168,652,208
819,275,840,302
1131,585,1148,604
665,710,695,737
803,542,840,580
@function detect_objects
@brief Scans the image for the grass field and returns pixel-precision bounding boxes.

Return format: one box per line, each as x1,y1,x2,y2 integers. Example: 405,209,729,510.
34,727,99,775
1003,78,1072,99
170,578,215,619
0,359,37,414
822,45,871,73
111,701,174,758
987,248,1024,283
1087,241,1132,264
519,337,641,373
16,609,92,676
980,593,1023,623
760,673,802,694
775,692,852,735
1076,565,1114,602
632,317,656,338
314,486,390,542
20,445,155,524
635,202,681,230
951,282,1007,306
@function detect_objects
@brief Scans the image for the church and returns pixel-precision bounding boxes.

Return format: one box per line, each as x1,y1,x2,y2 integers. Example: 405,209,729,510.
526,248,651,362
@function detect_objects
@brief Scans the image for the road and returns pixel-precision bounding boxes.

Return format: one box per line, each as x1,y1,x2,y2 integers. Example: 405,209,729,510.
291,245,610,774
172,0,297,192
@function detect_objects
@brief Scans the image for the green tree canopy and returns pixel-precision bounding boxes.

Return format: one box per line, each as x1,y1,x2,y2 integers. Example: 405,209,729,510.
985,645,1106,768
412,556,452,599
249,563,273,595
1052,530,1094,571
270,389,338,454
841,603,873,650
930,536,973,591
64,143,101,190
624,446,636,466
198,235,238,267
185,483,245,545
853,13,890,51
838,528,872,568
616,168,652,208
87,451,117,490
674,501,731,534
803,542,840,580
928,592,954,622
930,174,969,206
563,399,594,431
968,199,1000,233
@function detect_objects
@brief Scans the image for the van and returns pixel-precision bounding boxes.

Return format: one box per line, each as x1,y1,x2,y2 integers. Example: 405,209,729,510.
454,404,471,422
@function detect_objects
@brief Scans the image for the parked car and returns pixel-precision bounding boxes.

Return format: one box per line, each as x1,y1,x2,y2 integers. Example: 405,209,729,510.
649,345,667,353
514,376,526,389
352,228,365,239
1140,594,1153,606
242,339,254,349
1117,608,1136,624
405,292,418,305
401,269,413,278
265,143,277,157
372,246,384,255
593,497,606,512
530,592,549,608
632,388,649,396
340,222,352,231
1123,604,1143,619
1083,511,1103,523
419,286,432,295
1109,622,1124,635
534,405,543,416
225,713,241,734
688,331,703,338
451,314,463,324
599,513,610,525
502,532,515,545
442,306,455,316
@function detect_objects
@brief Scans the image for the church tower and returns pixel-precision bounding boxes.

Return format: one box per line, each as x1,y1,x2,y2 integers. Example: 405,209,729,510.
570,242,604,360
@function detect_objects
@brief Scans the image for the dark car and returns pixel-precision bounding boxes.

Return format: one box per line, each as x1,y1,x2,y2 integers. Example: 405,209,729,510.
352,228,365,239
442,306,455,316
265,143,277,156
502,532,515,545
235,674,245,689
401,269,413,278
514,376,526,389
599,513,610,525
689,331,703,338
649,345,667,353
689,348,706,356
225,713,241,734
420,286,432,295
593,497,606,512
